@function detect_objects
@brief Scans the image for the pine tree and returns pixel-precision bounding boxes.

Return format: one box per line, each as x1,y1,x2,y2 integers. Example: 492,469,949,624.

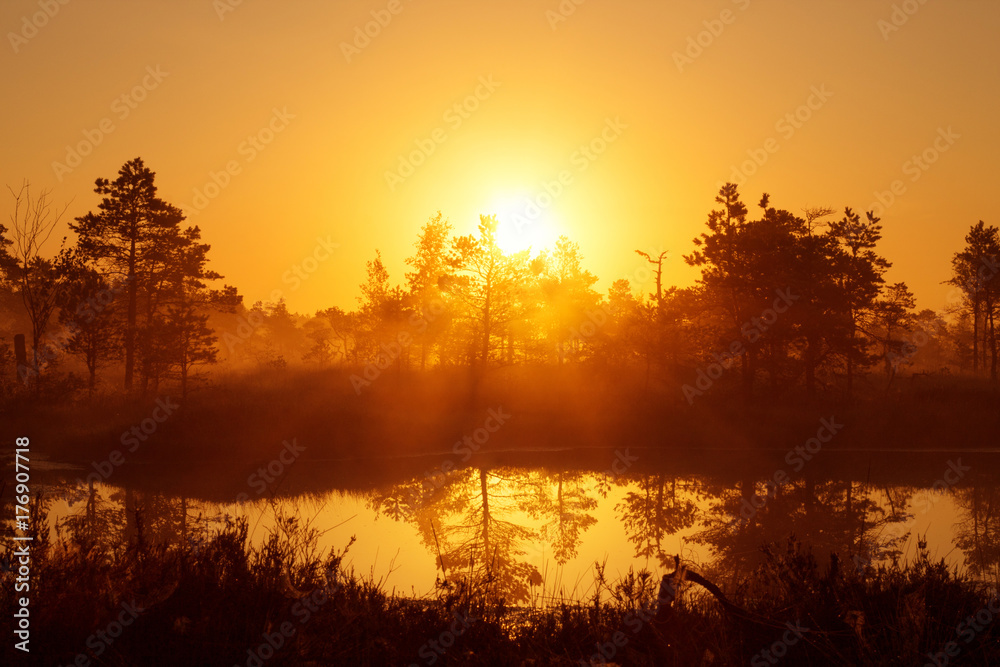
57,256,122,397
70,158,186,391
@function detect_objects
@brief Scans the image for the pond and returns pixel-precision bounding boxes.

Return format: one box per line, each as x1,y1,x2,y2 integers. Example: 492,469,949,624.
38,447,1000,605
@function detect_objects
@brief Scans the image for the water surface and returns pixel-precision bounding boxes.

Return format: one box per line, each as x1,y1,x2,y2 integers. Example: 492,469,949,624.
41,447,1000,604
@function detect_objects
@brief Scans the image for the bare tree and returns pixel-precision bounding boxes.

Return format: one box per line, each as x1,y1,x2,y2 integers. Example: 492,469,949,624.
635,249,669,309
802,206,836,234
7,181,69,382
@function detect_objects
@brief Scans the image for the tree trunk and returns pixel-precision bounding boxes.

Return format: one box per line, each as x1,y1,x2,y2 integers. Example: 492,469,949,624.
989,304,997,381
30,330,42,385
125,241,137,391
972,300,980,375
804,335,816,396
481,292,491,367
479,468,491,573
846,339,854,398
14,334,28,386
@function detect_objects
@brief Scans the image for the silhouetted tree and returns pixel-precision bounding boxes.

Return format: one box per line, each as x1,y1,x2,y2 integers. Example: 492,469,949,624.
685,185,765,396
537,237,599,363
444,215,529,367
681,187,899,399
150,226,233,397
537,471,599,564
947,221,1000,379
7,182,69,383
693,474,910,582
906,309,952,372
593,279,642,367
617,474,699,567
635,250,669,310
685,186,808,396
70,158,186,391
405,213,453,369
370,467,546,604
303,313,338,366
57,256,121,396
954,482,1000,580
304,306,359,365
827,208,891,396
870,282,916,380
357,250,409,368
243,299,302,369
0,218,16,278
791,214,844,395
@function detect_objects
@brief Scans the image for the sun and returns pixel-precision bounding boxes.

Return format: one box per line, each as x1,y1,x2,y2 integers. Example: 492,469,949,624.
489,193,562,255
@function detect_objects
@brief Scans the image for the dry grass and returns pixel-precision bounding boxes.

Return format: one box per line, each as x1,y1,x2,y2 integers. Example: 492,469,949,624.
2,497,998,666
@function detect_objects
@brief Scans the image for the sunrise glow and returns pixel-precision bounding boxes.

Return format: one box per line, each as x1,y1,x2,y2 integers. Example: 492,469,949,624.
489,193,563,255
4,2,1000,665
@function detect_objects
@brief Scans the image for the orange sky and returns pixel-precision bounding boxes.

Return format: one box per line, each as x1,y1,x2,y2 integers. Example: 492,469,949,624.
2,0,998,314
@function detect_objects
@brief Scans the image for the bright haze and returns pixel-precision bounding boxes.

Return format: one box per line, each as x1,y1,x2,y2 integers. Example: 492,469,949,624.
2,0,997,312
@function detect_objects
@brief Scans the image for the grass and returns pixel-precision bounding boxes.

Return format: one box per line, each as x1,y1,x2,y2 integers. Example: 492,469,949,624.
2,497,998,666
4,365,998,664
